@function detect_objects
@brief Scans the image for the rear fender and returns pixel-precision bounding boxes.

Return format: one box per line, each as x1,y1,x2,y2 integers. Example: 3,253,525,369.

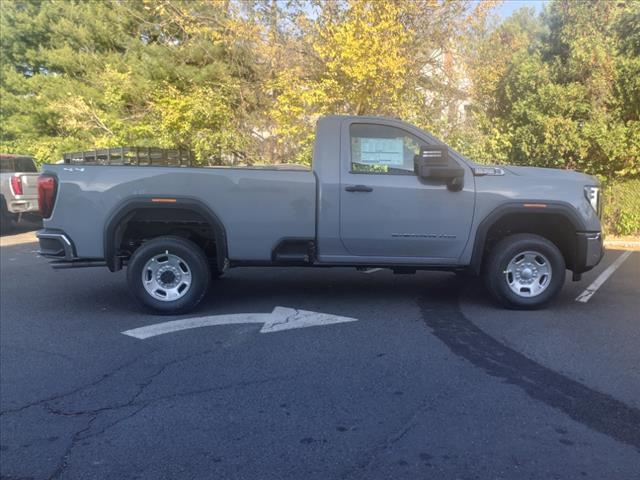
103,196,228,272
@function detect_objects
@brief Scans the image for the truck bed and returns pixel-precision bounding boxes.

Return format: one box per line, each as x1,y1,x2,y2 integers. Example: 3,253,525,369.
45,165,316,261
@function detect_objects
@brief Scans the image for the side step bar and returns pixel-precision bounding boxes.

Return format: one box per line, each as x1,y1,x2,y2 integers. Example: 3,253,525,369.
51,260,107,269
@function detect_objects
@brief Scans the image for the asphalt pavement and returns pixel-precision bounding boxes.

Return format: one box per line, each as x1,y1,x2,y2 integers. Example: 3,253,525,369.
1,228,639,480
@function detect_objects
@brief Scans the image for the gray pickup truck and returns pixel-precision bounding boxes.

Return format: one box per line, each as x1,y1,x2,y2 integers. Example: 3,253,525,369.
1,154,40,230
36,116,603,313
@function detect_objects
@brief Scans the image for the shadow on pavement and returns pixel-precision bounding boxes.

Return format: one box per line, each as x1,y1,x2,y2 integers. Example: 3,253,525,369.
419,276,640,453
0,220,41,248
1,219,41,236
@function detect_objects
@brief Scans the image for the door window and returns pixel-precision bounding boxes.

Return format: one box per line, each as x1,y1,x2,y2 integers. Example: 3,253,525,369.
350,124,425,175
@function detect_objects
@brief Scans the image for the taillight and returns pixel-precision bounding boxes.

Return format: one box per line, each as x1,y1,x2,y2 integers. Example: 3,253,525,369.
38,174,57,218
10,176,23,195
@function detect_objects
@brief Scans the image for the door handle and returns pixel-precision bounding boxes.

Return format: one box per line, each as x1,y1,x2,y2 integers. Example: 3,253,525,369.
345,185,373,193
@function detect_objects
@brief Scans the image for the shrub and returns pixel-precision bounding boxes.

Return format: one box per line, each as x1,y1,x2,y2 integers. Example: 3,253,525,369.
602,178,640,236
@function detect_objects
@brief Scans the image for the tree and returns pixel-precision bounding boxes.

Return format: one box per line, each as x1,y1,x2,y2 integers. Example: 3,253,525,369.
269,0,489,164
0,0,255,164
1,0,635,178
464,0,639,178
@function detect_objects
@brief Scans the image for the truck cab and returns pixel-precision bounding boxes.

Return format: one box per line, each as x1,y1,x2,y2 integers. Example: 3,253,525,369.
314,116,475,264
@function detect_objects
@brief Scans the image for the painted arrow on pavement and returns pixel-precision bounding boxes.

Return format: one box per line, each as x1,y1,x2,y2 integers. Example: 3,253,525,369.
121,307,358,340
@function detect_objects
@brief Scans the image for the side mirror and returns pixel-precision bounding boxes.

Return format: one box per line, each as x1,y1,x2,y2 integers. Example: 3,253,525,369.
414,146,464,192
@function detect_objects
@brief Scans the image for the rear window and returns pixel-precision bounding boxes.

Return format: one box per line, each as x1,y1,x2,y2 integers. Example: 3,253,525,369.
0,156,37,173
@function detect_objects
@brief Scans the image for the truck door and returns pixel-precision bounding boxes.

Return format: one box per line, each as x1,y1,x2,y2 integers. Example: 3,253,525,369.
339,121,475,261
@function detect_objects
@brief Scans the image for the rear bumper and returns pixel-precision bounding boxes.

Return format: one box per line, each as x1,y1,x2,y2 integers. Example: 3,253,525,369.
8,197,39,214
36,229,107,269
36,229,76,260
573,231,604,274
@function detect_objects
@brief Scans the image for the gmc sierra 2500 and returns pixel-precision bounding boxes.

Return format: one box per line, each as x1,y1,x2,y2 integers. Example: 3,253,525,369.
36,116,603,313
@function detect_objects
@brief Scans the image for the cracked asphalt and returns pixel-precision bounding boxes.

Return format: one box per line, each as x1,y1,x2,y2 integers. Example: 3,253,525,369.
1,228,639,480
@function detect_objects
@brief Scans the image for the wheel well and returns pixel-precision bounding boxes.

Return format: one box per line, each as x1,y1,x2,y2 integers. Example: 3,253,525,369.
106,203,227,272
481,213,577,272
1,194,15,219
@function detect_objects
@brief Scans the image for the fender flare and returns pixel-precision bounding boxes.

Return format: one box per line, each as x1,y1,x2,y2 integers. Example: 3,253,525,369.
103,196,228,272
469,201,586,275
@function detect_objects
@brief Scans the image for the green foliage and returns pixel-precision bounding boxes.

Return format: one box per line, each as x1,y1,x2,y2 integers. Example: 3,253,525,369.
465,0,640,179
0,0,638,236
0,0,251,164
602,179,640,236
152,84,244,164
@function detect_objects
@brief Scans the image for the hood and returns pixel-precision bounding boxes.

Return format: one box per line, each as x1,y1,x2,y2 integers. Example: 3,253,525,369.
502,166,598,184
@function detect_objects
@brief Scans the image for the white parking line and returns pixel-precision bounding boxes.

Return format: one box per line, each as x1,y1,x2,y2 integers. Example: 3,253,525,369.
575,251,633,303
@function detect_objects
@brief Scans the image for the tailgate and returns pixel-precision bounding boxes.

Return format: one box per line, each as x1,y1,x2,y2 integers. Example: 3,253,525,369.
17,172,39,196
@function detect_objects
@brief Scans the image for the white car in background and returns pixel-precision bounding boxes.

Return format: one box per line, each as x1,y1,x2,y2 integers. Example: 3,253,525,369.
0,154,41,231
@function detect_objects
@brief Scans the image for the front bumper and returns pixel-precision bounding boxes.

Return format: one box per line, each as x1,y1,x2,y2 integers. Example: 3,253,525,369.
574,231,604,274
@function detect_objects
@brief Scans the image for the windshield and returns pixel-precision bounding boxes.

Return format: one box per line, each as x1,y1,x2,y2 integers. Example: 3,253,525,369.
0,156,37,173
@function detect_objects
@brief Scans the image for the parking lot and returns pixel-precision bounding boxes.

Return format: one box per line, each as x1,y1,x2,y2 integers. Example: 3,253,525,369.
1,228,639,480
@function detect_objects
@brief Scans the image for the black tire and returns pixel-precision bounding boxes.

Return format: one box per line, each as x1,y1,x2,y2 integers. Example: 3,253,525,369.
127,236,210,315
484,233,566,309
0,198,16,234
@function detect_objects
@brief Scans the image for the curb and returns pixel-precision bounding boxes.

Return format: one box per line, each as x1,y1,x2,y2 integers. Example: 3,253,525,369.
604,240,640,251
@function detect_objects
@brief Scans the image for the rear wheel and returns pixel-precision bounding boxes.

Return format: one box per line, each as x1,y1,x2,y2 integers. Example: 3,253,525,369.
127,236,210,314
484,233,565,309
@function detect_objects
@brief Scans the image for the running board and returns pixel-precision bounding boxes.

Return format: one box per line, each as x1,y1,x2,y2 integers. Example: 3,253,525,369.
51,260,107,269
271,239,315,264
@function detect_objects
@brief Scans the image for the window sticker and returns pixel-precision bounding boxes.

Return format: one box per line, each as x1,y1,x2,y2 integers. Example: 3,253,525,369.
359,137,404,166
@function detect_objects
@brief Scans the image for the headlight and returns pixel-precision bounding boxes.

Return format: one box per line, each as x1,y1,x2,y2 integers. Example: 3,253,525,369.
584,186,600,215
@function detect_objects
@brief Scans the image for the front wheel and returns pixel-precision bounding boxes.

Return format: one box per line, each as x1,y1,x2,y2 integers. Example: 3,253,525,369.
484,233,566,309
127,236,210,315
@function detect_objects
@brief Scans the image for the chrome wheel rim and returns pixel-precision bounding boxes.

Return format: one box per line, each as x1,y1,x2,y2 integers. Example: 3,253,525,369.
142,252,192,302
504,250,552,298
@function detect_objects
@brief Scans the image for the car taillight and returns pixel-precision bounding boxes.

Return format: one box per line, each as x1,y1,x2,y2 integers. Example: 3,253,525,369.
10,176,23,195
38,174,57,218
